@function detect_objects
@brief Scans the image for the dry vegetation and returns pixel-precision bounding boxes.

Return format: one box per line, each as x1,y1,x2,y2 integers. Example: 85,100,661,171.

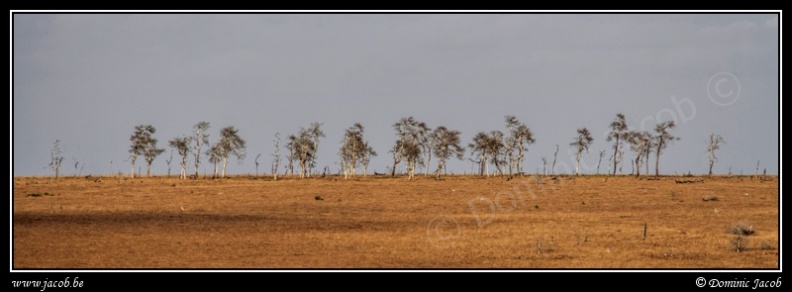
13,175,778,269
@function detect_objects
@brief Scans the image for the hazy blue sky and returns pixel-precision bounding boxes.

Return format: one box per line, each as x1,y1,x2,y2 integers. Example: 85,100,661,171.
12,13,779,177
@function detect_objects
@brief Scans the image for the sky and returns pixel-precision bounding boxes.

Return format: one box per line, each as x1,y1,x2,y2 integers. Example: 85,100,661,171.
12,13,780,177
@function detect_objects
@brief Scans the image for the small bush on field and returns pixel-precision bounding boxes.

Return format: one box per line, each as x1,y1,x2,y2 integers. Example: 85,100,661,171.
727,222,756,252
727,223,755,236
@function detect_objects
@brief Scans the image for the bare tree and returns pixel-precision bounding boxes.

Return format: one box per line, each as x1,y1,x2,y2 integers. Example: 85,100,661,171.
285,133,295,176
468,131,505,176
207,143,223,178
469,132,489,176
571,127,594,176
504,116,535,176
361,142,376,176
653,121,679,176
426,127,439,176
254,153,261,176
49,140,64,179
432,126,465,179
487,130,506,176
389,142,403,177
130,125,162,178
390,117,428,180
72,158,79,178
340,123,364,179
288,125,319,178
307,122,324,177
165,149,173,176
217,126,246,177
596,150,606,175
142,131,165,177
541,157,547,176
707,133,725,176
340,123,377,178
606,113,629,176
169,136,192,180
272,132,281,180
551,144,559,175
193,122,211,179
626,131,652,177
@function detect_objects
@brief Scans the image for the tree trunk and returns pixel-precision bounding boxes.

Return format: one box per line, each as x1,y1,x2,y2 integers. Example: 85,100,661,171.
479,155,485,176
635,156,641,177
436,159,445,179
518,150,524,175
655,142,662,176
575,150,582,175
612,138,619,176
425,151,432,177
342,160,348,179
182,155,188,180
130,156,136,178
391,154,399,177
146,163,152,177
222,156,228,178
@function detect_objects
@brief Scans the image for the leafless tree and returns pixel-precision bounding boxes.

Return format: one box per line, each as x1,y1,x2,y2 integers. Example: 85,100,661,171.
49,140,64,179
130,125,163,178
340,123,364,178
306,122,324,177
570,127,594,176
288,125,319,178
254,153,261,176
541,157,547,176
551,144,559,175
165,149,173,176
217,126,246,178
468,131,505,177
432,126,465,179
361,142,376,176
390,117,428,180
606,113,629,176
272,132,281,180
596,150,606,175
707,133,725,176
626,131,652,177
169,136,192,180
340,123,377,178
653,121,679,176
207,143,223,178
192,121,211,179
389,142,403,176
469,132,489,176
488,130,506,176
504,116,535,176
285,133,295,176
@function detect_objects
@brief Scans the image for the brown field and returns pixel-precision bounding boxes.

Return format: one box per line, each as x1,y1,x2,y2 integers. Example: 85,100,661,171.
12,175,779,269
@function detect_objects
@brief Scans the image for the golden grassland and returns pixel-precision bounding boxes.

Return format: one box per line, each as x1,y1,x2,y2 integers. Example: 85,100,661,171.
12,174,778,269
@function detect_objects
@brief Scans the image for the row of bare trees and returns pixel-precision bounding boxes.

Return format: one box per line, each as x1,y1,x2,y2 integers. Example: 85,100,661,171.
126,122,246,179
468,116,536,177
606,113,683,177
387,117,467,180
46,113,735,179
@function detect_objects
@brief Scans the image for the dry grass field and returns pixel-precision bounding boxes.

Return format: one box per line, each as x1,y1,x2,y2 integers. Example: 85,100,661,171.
12,174,778,269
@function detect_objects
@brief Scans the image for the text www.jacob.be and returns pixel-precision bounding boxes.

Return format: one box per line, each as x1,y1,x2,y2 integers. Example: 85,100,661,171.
11,277,83,291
